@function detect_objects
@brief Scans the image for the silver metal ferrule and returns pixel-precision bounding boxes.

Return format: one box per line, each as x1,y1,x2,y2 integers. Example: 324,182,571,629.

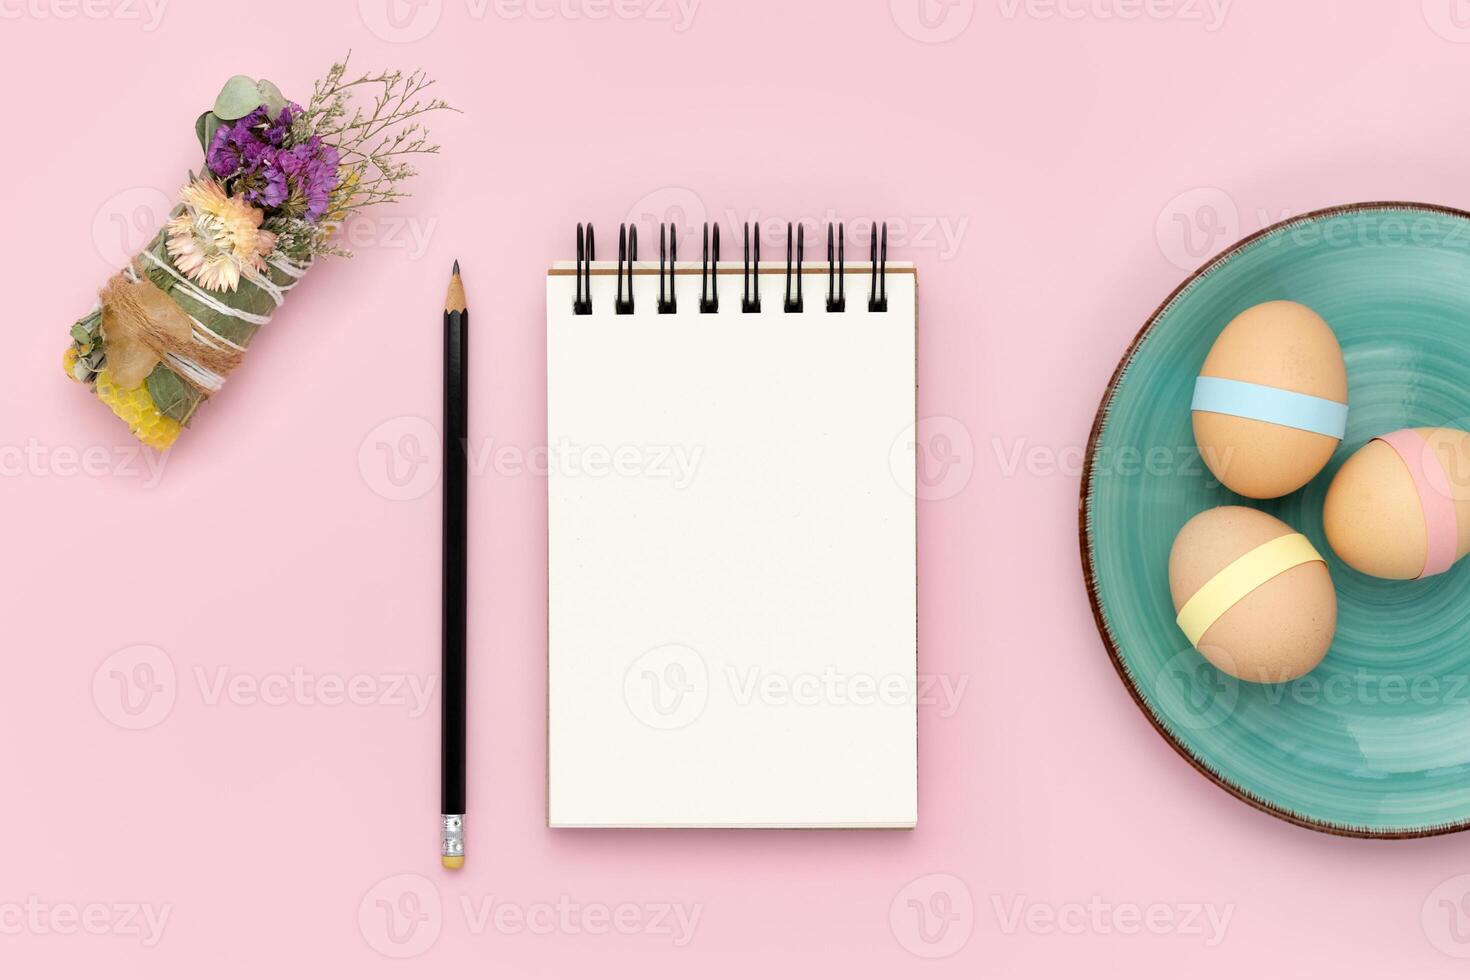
441,813,464,859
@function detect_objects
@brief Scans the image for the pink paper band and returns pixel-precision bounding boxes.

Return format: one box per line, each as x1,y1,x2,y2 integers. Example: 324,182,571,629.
1375,429,1460,579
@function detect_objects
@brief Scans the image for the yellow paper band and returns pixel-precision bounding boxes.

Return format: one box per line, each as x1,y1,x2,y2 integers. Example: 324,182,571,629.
1176,533,1324,647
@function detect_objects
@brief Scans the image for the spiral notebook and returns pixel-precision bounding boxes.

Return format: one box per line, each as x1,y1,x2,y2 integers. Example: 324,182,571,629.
547,223,917,828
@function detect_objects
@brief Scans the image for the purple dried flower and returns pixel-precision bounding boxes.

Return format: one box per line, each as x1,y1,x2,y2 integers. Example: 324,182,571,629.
264,104,295,145
204,102,337,221
205,123,243,177
274,136,341,222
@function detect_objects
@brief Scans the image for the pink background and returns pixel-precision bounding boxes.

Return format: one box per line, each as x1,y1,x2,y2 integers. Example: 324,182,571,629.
7,0,1470,974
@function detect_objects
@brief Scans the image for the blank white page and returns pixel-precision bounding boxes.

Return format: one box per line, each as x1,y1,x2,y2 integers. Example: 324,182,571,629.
547,261,916,828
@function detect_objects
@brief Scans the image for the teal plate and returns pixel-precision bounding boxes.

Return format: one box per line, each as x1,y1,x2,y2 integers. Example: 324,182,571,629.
1082,203,1470,838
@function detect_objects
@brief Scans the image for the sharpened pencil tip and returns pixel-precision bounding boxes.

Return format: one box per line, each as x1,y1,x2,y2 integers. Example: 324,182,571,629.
445,267,467,313
452,259,460,276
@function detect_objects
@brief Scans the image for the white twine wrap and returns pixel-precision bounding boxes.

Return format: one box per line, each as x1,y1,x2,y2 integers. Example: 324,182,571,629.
127,246,310,394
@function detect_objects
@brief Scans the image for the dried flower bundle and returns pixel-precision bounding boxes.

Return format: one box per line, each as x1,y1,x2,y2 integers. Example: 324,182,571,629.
64,56,454,450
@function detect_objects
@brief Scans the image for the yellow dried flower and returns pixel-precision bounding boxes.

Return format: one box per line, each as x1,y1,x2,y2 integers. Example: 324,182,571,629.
327,167,362,224
94,370,181,451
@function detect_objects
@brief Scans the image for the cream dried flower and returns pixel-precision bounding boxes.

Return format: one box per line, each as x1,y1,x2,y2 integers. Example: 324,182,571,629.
165,177,276,292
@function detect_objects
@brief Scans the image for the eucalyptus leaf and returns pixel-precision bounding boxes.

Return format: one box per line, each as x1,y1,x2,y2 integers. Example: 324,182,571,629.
70,322,92,345
145,366,196,424
195,111,223,154
213,75,263,121
256,79,288,117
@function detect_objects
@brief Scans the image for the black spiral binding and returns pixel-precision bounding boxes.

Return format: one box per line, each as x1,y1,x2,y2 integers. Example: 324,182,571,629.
868,222,888,313
784,223,804,313
742,222,761,313
574,223,595,315
700,222,720,314
827,223,846,312
616,224,637,315
658,224,677,314
574,220,890,316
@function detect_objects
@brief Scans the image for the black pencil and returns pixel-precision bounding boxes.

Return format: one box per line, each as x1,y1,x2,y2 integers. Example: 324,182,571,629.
441,260,468,869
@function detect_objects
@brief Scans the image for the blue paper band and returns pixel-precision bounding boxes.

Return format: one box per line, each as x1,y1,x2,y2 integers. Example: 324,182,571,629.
1191,376,1347,439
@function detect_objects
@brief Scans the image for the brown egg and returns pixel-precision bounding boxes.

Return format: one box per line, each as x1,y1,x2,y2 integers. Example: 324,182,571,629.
1169,507,1336,683
1193,301,1347,499
1323,427,1470,580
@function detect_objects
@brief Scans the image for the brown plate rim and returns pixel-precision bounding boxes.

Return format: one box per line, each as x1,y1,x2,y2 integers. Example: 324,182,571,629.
1079,200,1470,840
